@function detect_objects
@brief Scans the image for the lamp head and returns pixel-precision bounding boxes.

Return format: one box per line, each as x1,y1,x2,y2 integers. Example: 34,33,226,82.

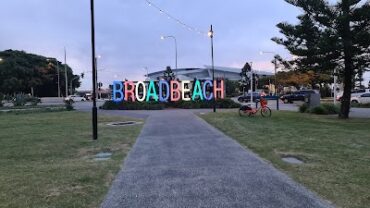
208,25,214,38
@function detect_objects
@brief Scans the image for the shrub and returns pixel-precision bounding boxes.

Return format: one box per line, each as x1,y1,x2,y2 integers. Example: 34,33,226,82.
299,103,309,113
310,105,328,115
101,98,241,110
12,94,27,106
101,101,165,110
0,93,4,107
26,97,41,106
351,103,370,108
64,99,74,111
11,94,41,107
321,103,340,114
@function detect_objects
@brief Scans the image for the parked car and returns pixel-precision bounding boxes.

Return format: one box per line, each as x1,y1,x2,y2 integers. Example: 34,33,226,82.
237,92,261,103
351,93,370,104
280,90,316,103
336,89,370,101
65,95,86,102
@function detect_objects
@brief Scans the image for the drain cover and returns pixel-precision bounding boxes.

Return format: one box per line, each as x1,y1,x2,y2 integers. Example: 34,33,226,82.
94,152,112,161
282,156,304,164
106,121,142,127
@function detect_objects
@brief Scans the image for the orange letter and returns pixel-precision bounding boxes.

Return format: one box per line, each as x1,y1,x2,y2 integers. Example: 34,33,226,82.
125,81,136,102
213,80,224,100
170,81,181,102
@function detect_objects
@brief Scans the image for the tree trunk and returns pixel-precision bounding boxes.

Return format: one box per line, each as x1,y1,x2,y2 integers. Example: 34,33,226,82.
339,0,353,119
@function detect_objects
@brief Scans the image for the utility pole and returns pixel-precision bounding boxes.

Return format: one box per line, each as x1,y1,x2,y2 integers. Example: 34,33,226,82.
274,56,278,95
334,68,338,105
90,0,98,140
64,48,68,97
250,62,253,106
208,25,216,113
56,60,60,97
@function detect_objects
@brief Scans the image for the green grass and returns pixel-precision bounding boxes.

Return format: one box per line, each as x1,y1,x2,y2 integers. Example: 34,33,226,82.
0,111,143,208
0,104,65,110
200,111,370,208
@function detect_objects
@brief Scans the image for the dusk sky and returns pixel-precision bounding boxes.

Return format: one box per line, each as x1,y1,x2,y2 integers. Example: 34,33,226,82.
1,0,310,90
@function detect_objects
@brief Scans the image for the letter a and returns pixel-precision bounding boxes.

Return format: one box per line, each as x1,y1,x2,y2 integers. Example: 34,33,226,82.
146,81,158,102
192,80,204,101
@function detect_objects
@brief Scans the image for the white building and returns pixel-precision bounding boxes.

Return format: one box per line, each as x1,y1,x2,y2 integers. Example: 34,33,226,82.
146,65,274,81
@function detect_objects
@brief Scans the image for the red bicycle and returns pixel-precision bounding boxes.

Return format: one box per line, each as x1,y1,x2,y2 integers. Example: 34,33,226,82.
239,98,272,117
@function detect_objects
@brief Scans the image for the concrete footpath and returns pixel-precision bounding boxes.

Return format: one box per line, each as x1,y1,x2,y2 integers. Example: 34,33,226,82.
101,110,332,208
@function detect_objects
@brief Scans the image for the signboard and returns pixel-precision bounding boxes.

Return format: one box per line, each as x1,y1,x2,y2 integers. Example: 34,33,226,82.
112,79,224,103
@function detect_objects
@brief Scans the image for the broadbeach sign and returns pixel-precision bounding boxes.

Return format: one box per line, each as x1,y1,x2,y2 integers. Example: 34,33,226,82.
112,79,225,102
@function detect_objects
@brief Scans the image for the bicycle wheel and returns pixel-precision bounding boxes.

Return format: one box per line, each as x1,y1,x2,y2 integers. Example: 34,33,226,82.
239,106,253,117
260,107,271,117
239,109,247,117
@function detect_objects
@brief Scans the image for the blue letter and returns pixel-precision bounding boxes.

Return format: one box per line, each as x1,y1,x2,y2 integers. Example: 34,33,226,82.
159,80,170,102
112,81,124,102
203,80,213,101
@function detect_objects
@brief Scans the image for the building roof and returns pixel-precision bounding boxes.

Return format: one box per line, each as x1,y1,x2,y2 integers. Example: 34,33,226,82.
147,66,274,77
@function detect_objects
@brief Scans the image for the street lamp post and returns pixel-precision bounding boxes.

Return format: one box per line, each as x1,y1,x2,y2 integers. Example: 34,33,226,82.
95,55,101,99
208,25,216,113
64,48,68,97
161,35,178,69
260,51,278,95
90,0,98,140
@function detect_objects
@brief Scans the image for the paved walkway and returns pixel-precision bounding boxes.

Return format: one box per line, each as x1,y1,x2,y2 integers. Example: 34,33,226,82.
101,110,332,208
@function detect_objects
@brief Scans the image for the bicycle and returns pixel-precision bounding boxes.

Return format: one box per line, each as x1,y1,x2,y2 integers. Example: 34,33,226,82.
238,97,272,117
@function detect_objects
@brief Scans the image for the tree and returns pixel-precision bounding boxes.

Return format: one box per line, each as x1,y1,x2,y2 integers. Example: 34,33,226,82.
273,0,370,119
239,62,252,94
0,50,80,97
225,79,239,97
163,66,175,81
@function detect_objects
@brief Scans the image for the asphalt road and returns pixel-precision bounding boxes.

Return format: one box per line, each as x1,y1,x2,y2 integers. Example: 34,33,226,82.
100,110,333,208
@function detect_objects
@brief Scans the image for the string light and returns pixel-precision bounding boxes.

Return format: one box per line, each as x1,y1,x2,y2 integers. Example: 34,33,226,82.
145,0,208,36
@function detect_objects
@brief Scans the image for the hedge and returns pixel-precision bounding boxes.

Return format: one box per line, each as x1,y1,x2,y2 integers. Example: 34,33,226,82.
101,98,241,110
299,103,340,115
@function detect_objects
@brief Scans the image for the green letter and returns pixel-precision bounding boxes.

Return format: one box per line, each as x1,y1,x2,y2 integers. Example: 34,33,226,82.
146,81,159,102
192,80,204,101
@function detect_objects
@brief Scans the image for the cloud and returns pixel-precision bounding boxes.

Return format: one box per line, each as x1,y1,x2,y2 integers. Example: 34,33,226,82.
0,0,301,90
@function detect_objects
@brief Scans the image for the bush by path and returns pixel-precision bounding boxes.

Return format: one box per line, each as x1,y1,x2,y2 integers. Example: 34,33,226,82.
101,98,241,110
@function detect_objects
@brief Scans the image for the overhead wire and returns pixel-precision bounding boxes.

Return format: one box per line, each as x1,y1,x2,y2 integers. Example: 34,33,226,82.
145,0,208,36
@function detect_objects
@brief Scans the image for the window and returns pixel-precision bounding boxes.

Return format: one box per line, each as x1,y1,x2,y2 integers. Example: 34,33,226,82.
361,93,370,97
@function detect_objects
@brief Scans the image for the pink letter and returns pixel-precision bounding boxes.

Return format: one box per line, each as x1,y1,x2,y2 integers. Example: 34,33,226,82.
125,81,136,102
170,81,181,102
213,80,225,100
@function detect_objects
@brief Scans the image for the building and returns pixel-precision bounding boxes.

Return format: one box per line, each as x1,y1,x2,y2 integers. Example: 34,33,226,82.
146,65,274,81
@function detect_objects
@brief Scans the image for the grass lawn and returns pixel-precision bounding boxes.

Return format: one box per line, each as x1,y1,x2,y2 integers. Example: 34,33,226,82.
0,111,143,208
200,111,370,208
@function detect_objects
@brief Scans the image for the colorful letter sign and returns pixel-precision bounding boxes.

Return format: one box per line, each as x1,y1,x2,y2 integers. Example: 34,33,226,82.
112,79,224,103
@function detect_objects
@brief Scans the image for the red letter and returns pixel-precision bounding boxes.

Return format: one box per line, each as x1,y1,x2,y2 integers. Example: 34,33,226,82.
170,81,181,102
125,81,136,102
213,80,224,100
